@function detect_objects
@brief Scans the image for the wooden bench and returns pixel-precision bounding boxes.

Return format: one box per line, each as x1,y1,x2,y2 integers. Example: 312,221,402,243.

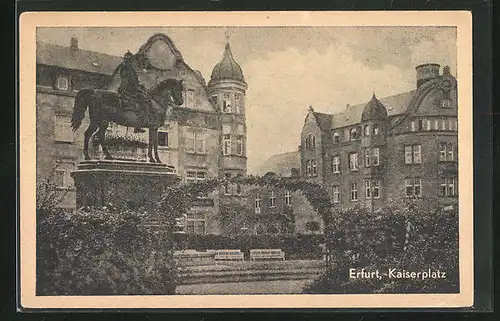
214,249,244,261
250,249,285,261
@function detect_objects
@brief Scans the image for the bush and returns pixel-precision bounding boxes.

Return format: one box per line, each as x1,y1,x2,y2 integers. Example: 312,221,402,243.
304,201,459,294
37,205,178,295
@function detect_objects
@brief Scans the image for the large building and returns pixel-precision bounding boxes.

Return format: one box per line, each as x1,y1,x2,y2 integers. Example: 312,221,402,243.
36,33,247,235
300,63,458,210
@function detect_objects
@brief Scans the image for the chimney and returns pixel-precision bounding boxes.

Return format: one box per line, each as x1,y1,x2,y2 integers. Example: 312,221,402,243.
415,63,440,88
70,37,78,53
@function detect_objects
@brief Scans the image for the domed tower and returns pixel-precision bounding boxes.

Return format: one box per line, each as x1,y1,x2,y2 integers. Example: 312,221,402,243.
208,42,248,177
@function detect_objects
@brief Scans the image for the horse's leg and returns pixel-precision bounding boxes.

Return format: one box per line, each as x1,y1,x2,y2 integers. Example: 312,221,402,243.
148,128,154,163
153,127,162,163
96,121,113,160
84,121,99,160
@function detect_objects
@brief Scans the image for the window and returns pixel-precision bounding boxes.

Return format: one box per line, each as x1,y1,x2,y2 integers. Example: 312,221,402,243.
332,155,340,173
186,171,206,183
186,131,205,154
440,99,452,108
269,191,276,208
158,131,168,147
426,119,432,131
306,134,316,150
434,119,439,130
418,119,423,131
234,93,242,114
448,119,454,131
454,119,458,131
255,194,261,214
366,179,382,199
312,160,317,176
405,178,422,198
404,145,421,164
54,168,74,189
349,128,358,141
440,120,446,131
306,160,317,176
54,116,74,142
372,180,380,199
333,132,340,143
372,148,380,166
410,121,416,132
211,94,218,104
56,75,69,90
413,145,421,164
222,93,232,113
184,89,195,107
440,177,457,196
364,148,371,167
350,182,358,201
236,136,244,156
349,153,359,171
185,213,206,234
364,125,370,136
332,186,340,204
365,180,372,199
223,134,231,156
373,126,380,136
439,143,454,162
285,190,292,206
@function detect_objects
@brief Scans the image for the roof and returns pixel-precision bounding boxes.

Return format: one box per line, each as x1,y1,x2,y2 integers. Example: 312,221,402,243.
254,151,301,177
209,43,245,83
331,90,415,128
36,41,122,75
312,111,333,133
361,94,388,122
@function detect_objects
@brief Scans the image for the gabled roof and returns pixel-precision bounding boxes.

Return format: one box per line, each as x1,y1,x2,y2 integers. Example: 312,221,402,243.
254,151,300,177
36,41,122,75
331,90,415,128
312,111,333,133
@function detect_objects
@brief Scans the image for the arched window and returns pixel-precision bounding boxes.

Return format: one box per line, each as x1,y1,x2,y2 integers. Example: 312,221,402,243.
306,134,316,150
364,125,370,136
349,128,358,141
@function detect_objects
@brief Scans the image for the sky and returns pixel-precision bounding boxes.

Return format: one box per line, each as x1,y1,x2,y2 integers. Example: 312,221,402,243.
37,27,457,173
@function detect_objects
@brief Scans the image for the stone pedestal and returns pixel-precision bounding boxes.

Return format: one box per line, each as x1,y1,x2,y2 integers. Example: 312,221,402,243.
71,160,180,209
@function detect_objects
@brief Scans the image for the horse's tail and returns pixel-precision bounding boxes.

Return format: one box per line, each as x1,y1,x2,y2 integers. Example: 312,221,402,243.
71,89,93,132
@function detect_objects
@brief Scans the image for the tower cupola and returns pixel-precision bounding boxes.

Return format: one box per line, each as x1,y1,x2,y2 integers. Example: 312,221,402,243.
209,43,245,85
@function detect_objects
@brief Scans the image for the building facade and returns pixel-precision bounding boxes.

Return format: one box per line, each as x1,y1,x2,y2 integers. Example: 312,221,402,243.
300,64,458,210
36,34,248,235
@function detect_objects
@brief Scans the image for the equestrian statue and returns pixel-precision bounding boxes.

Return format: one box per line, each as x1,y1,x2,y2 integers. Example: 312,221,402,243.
70,51,184,163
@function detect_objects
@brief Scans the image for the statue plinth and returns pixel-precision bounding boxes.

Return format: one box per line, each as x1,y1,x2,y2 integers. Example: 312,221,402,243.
71,160,180,209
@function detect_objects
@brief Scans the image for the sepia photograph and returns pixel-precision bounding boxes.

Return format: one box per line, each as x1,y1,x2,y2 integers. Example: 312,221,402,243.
19,11,473,309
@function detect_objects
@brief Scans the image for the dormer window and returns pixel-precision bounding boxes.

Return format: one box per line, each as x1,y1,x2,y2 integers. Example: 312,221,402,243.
349,128,358,141
333,132,340,143
56,75,69,91
364,125,370,136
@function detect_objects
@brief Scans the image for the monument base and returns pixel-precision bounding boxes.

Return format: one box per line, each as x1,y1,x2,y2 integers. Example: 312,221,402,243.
71,160,180,209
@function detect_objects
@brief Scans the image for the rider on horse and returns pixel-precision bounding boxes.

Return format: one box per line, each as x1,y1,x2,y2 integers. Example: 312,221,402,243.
118,51,150,133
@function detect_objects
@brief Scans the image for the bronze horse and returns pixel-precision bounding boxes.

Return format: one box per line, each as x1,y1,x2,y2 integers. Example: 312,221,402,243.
70,78,184,163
